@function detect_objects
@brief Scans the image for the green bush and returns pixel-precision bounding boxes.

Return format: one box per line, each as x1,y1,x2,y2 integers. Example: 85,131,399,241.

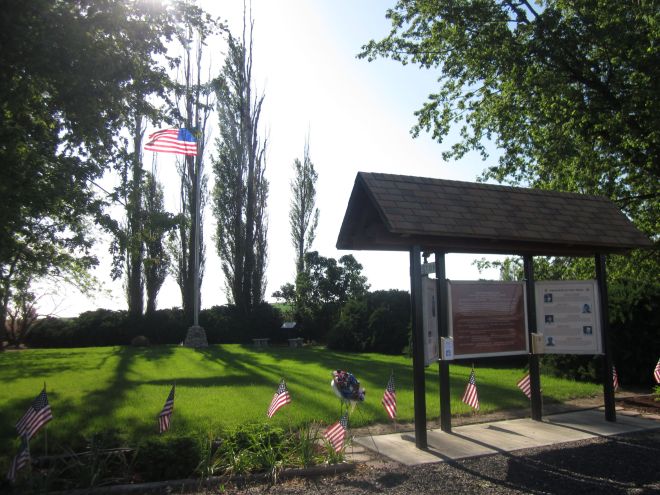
133,436,201,482
23,304,282,348
327,290,411,354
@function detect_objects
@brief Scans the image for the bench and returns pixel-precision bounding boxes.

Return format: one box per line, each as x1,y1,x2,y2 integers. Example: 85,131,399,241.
252,338,270,347
288,338,304,348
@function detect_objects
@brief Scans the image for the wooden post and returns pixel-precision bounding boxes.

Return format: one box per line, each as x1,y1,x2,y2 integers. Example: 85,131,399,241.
435,252,452,433
523,255,543,421
410,246,427,449
595,253,616,422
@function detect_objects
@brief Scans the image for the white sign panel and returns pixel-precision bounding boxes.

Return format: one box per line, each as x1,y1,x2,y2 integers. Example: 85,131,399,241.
422,277,439,366
535,280,602,355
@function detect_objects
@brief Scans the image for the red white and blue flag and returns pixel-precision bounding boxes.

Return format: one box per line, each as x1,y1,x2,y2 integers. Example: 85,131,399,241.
517,373,532,399
158,385,175,433
323,414,348,453
462,368,480,410
16,389,53,439
6,435,30,483
654,358,660,384
612,366,619,391
267,379,292,418
144,128,197,156
382,373,397,420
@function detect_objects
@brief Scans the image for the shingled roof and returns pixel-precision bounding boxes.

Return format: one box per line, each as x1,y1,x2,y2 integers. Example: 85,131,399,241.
336,172,651,256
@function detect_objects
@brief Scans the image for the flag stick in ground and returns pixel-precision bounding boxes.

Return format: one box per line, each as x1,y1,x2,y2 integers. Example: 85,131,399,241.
158,385,176,433
462,367,480,411
323,414,348,453
382,371,397,430
16,387,53,440
267,379,292,418
517,373,531,399
654,358,660,384
6,435,30,483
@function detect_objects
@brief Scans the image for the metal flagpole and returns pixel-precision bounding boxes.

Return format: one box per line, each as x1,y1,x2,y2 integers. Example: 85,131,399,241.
193,150,200,328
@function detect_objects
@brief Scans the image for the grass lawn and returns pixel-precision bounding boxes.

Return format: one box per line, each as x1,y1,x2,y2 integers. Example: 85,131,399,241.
0,345,601,451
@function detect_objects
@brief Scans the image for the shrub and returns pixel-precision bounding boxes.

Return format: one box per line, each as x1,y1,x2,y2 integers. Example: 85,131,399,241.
131,335,150,346
139,308,186,344
326,298,370,352
25,316,76,348
133,436,201,482
327,290,411,354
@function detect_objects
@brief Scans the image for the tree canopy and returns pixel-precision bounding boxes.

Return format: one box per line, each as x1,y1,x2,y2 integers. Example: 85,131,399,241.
360,0,659,254
0,0,178,324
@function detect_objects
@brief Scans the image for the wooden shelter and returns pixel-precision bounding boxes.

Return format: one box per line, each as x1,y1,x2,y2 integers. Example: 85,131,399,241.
337,172,651,449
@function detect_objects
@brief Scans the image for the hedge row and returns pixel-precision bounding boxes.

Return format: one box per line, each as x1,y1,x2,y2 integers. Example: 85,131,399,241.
24,303,283,348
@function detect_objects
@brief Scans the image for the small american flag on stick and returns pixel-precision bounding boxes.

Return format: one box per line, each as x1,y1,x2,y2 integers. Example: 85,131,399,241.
158,385,175,433
16,389,53,439
612,366,619,391
323,414,348,453
6,435,30,483
382,372,397,420
462,368,480,410
144,128,197,156
654,358,660,384
517,373,532,399
267,379,292,418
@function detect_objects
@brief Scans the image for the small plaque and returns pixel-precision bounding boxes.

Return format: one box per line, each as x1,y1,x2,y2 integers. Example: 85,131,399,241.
441,337,454,360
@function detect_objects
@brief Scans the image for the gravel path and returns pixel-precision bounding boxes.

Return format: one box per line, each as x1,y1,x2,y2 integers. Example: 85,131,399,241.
206,430,660,495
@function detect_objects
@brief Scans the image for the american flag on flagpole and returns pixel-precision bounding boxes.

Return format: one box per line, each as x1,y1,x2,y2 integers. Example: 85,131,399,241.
6,435,30,483
382,373,397,420
323,414,348,453
612,366,619,391
158,385,175,433
16,389,53,439
517,373,532,399
654,358,660,384
462,368,480,410
144,128,197,156
267,379,292,418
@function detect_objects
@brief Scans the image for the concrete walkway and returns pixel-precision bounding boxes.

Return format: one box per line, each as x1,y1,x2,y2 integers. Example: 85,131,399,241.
353,408,660,466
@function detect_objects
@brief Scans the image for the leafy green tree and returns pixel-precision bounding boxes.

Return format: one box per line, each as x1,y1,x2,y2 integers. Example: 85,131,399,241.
213,21,269,314
0,0,179,325
274,251,370,340
361,0,659,283
289,136,320,276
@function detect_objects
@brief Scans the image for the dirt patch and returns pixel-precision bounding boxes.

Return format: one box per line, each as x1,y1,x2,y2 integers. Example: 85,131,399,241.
618,394,660,414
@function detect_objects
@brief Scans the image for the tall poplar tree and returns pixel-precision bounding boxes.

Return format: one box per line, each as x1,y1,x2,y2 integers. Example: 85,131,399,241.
213,16,268,314
289,137,319,276
169,9,217,325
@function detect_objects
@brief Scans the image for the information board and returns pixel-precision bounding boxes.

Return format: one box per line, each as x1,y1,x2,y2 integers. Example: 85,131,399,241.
448,281,528,359
535,280,601,355
422,277,439,366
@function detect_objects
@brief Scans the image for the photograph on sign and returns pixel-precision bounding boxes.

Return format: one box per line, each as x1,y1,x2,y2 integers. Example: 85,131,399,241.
535,280,601,355
422,277,439,366
448,281,529,359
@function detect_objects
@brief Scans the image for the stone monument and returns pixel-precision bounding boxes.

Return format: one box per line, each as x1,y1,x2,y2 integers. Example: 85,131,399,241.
184,325,208,348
